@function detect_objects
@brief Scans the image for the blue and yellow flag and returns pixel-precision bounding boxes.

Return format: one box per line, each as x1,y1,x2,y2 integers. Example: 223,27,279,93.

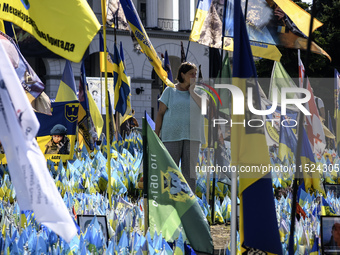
278,115,297,163
55,60,78,102
310,236,319,255
0,0,100,62
321,196,336,216
87,87,104,139
146,120,213,254
113,43,131,115
231,0,282,253
163,50,173,83
78,61,95,152
38,60,79,163
191,0,330,61
161,50,173,92
99,32,114,73
120,0,174,87
120,41,126,68
190,0,282,61
35,101,79,163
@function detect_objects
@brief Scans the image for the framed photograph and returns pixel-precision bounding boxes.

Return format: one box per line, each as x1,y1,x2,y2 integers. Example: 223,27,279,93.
324,184,340,198
77,215,109,242
321,216,340,254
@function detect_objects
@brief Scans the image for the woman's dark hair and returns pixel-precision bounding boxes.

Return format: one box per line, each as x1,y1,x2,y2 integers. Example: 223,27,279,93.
176,62,197,83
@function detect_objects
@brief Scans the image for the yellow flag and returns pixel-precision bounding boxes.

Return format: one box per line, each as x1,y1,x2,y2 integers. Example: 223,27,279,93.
120,0,174,87
0,20,5,33
0,0,100,62
273,0,322,36
87,90,104,138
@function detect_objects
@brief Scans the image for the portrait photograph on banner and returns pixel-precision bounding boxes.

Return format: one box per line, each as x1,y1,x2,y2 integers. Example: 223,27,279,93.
87,77,115,114
35,101,79,163
321,216,340,254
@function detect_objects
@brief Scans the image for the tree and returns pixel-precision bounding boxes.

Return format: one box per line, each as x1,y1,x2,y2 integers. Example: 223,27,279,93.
255,0,340,117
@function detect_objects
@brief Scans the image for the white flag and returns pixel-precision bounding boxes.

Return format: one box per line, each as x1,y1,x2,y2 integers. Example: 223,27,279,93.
0,41,77,242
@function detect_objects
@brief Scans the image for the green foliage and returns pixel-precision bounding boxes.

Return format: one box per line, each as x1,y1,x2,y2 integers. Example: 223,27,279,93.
256,0,340,117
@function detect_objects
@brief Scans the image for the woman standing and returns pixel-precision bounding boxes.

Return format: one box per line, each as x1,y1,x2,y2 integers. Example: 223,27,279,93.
155,62,205,192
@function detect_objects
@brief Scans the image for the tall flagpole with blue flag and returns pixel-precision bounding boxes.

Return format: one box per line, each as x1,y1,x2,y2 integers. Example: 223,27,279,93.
232,0,282,253
101,0,112,208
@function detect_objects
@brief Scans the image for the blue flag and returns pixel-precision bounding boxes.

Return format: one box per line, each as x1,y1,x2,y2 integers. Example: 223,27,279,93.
113,43,131,115
232,0,282,253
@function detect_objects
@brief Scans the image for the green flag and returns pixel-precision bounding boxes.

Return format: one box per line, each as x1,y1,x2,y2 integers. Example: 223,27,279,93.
216,52,232,115
269,61,298,104
146,122,213,254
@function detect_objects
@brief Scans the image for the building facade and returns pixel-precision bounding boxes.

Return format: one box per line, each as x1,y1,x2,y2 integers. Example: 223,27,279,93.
25,0,210,125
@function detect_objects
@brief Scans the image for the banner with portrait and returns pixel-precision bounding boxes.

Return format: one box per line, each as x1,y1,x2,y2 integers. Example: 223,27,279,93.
35,101,79,163
86,77,115,114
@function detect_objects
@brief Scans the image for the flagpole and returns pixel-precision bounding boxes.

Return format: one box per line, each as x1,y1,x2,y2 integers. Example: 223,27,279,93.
335,80,338,152
100,72,103,114
288,0,316,253
336,72,339,155
113,22,121,138
328,110,330,149
210,0,229,226
142,116,149,234
185,41,190,62
230,168,237,254
101,0,112,208
220,0,237,252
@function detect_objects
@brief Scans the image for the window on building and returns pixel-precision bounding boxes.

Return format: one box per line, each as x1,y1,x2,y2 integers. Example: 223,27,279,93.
139,2,146,26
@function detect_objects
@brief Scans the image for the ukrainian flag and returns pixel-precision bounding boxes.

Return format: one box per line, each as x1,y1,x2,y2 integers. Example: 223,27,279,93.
55,60,78,102
36,60,79,163
78,61,95,152
310,236,319,255
113,43,131,115
99,32,114,73
0,0,100,62
278,115,297,163
232,0,282,253
120,0,174,88
190,0,212,44
321,196,336,216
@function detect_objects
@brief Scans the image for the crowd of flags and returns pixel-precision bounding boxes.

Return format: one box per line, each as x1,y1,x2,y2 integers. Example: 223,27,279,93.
0,114,339,253
0,0,340,254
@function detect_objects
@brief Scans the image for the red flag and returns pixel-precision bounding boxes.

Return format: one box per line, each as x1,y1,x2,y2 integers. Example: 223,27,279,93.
298,52,326,155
